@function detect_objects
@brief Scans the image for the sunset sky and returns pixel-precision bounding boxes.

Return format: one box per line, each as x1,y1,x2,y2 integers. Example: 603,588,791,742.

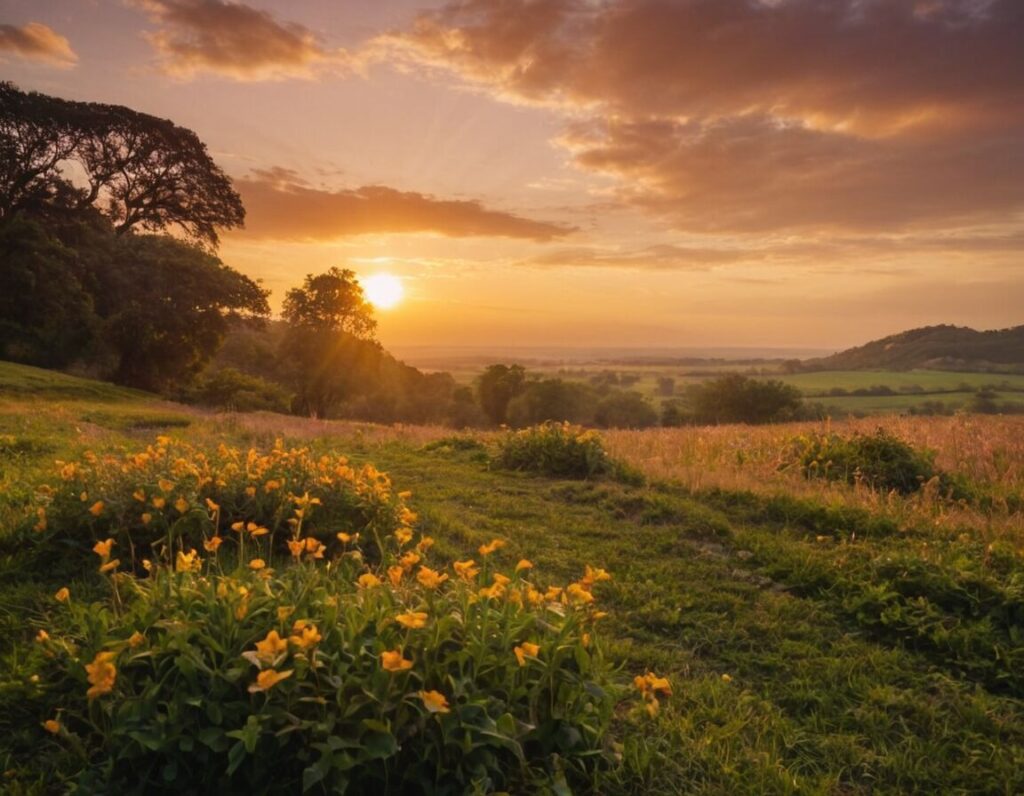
2,0,1023,350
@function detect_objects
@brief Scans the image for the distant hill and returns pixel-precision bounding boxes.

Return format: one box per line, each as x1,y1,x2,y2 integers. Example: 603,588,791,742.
804,325,1024,372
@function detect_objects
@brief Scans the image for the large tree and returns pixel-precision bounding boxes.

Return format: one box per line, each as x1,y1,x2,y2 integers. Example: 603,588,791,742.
0,82,244,246
476,364,526,426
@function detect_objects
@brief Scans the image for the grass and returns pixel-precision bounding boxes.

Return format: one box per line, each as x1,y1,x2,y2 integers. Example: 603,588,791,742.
2,361,1024,793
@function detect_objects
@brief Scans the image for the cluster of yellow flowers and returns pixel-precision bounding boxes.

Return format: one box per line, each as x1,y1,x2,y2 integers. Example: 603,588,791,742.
634,671,673,717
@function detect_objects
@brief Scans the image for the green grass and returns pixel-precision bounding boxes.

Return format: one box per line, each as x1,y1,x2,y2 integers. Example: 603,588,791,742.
2,361,1023,793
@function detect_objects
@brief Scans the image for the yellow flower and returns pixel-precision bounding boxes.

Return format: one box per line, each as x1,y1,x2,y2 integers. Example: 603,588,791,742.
479,582,505,600
264,479,281,493
634,672,672,697
721,673,733,684
526,586,544,605
54,587,70,603
128,631,145,648
287,539,304,558
400,552,421,571
98,558,120,574
245,485,257,497
254,630,288,664
33,507,46,532
544,586,563,602
513,642,540,667
418,690,450,714
92,538,115,559
581,632,591,648
203,536,223,553
395,611,428,629
175,549,200,572
249,668,293,693
337,531,359,544
566,583,595,605
231,521,245,533
380,649,413,672
152,496,166,509
357,572,382,589
478,539,505,556
515,559,534,573
289,624,322,650
387,565,404,587
141,512,153,525
582,565,611,586
248,523,269,537
88,501,104,517
43,719,61,735
277,606,294,622
304,538,325,559
35,629,50,643
174,497,189,514
249,558,266,571
416,566,449,589
205,497,220,512
142,559,153,572
85,651,117,700
395,528,413,546
132,489,146,502
453,559,479,581
158,478,174,493
416,536,435,552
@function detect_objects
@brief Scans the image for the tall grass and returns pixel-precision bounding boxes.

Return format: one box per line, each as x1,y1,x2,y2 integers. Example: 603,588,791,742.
604,415,1024,542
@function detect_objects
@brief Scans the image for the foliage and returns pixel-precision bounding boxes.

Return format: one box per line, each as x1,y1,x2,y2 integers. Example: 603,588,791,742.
0,82,244,246
15,442,623,793
688,374,804,424
788,428,939,494
506,378,594,427
593,391,658,429
182,367,292,413
496,423,612,479
476,364,527,426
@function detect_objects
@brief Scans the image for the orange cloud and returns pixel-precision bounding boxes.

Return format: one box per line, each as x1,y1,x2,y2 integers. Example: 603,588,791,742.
0,22,77,68
383,0,1024,235
130,0,350,80
234,168,574,241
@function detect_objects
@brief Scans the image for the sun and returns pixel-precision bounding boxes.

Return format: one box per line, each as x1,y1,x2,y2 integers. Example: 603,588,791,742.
361,273,404,310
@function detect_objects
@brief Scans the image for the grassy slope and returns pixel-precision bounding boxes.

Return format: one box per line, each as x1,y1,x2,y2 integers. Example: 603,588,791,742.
1,361,1022,793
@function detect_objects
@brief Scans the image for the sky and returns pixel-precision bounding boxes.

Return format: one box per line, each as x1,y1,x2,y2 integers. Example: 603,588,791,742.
2,0,1023,350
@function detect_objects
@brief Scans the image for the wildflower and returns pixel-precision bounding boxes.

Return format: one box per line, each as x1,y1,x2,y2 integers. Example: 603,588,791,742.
396,611,428,629
88,501,104,517
248,523,269,537
33,507,46,532
358,573,382,589
205,498,220,512
35,629,49,643
174,497,189,514
525,587,544,605
581,632,591,648
289,624,322,650
514,642,540,666
721,673,733,683
141,513,152,525
128,631,145,648
93,538,115,559
387,565,404,587
337,532,359,544
231,521,245,533
54,587,70,603
132,489,146,502
380,649,413,672
453,560,480,581
395,528,413,546
566,583,595,605
43,719,61,735
416,566,449,589
142,559,153,572
85,651,117,700
158,479,174,493
400,552,421,570
304,537,325,558
203,536,223,553
245,485,257,497
152,496,166,509
175,549,200,573
98,558,120,574
544,586,563,602
277,606,294,621
492,573,511,587
479,582,506,600
634,671,671,718
515,559,534,573
264,479,281,493
249,668,293,693
582,565,611,587
418,690,450,714
478,539,505,556
249,559,266,571
288,539,304,558
416,536,435,552
254,630,288,664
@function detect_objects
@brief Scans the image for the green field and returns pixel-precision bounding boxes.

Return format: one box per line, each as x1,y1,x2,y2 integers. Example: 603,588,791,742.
2,362,1024,792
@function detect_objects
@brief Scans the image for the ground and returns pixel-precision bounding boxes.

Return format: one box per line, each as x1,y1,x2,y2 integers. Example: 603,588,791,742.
2,361,1023,794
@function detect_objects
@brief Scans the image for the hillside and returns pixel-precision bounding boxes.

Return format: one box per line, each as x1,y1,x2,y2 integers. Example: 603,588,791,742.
806,324,1024,371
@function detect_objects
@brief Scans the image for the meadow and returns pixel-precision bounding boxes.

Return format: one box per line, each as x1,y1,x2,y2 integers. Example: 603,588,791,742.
2,361,1024,793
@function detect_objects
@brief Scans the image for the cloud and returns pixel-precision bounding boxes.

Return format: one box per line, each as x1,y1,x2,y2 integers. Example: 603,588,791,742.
526,244,755,270
129,0,351,80
0,22,77,67
234,168,574,241
382,0,1024,235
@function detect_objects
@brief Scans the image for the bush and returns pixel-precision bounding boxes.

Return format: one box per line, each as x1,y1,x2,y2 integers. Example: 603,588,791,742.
788,428,938,494
689,374,803,424
15,442,645,792
25,436,407,570
183,367,292,412
496,423,612,479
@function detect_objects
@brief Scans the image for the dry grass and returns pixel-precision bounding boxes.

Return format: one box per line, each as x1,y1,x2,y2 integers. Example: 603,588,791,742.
604,415,1024,541
206,411,458,448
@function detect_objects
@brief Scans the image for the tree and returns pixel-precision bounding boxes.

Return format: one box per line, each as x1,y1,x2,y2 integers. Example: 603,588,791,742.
689,374,803,424
98,235,269,391
0,82,244,246
476,364,526,425
279,268,378,417
506,378,593,427
593,391,658,428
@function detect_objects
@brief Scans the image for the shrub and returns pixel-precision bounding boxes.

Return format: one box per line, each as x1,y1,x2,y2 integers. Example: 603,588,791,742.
788,428,938,494
496,423,611,479
689,374,803,424
184,367,292,412
17,443,647,792
25,436,407,570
